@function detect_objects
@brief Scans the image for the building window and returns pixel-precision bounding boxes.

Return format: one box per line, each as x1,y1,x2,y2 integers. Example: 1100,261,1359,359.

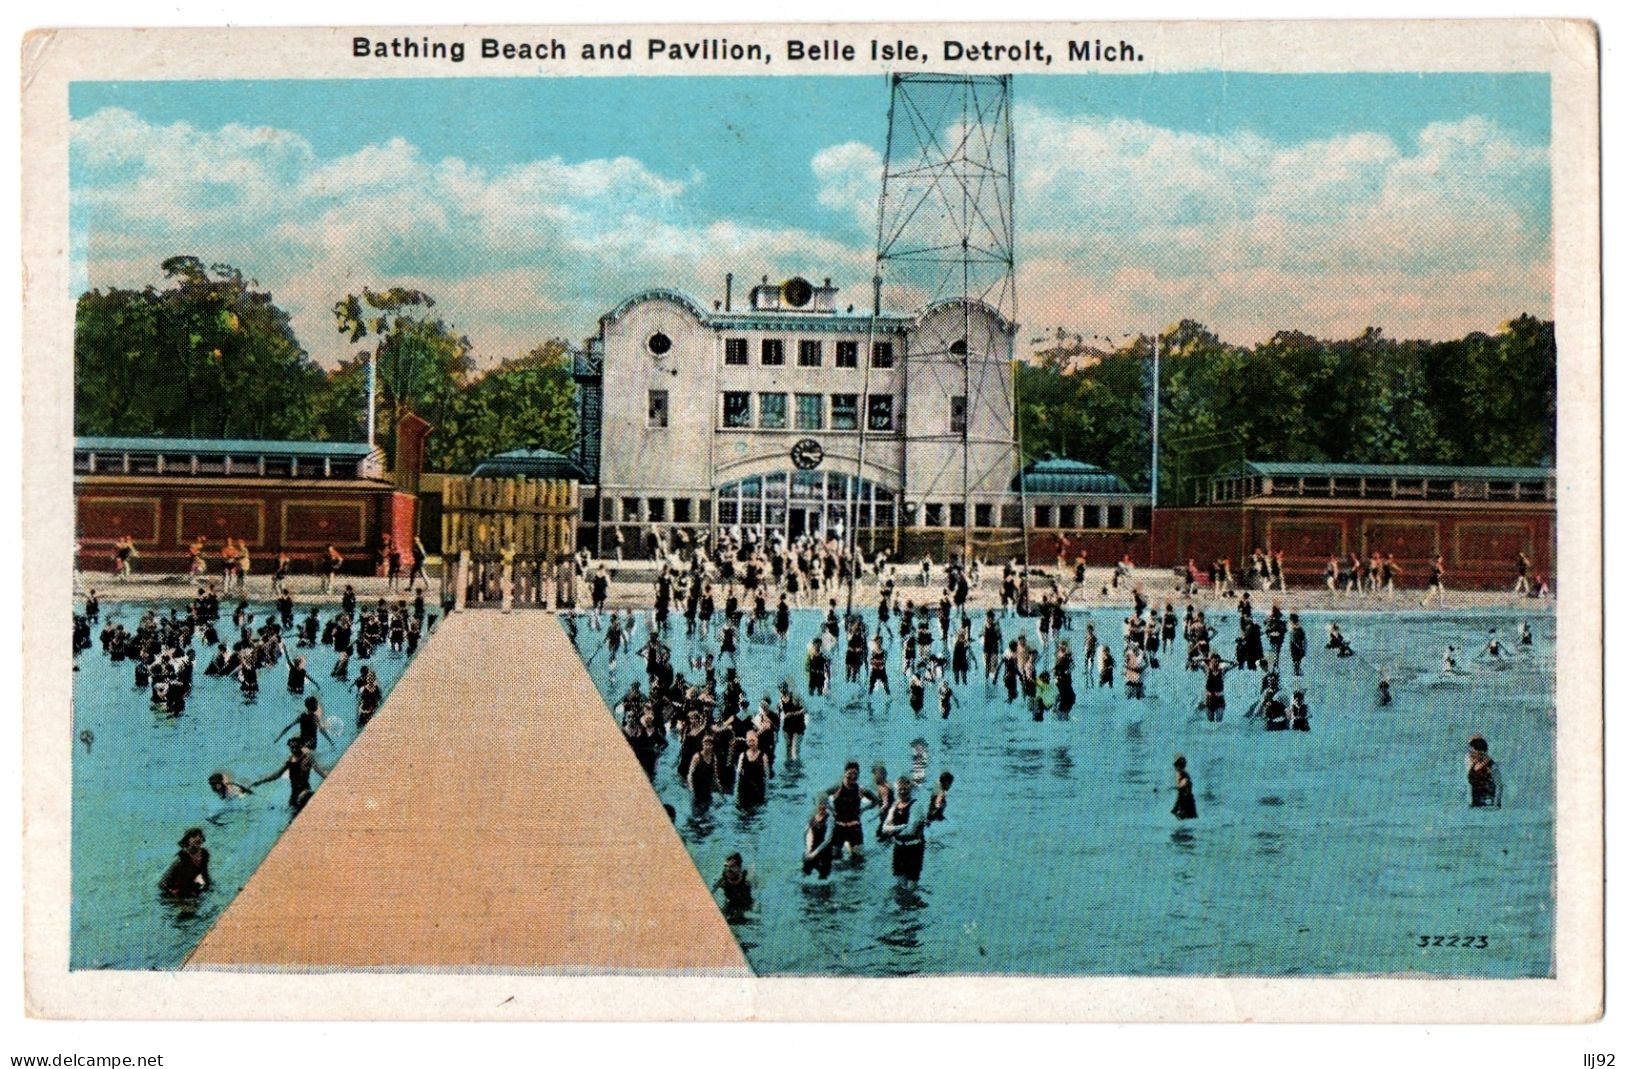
796,393,824,430
924,503,944,527
648,389,669,428
621,498,640,522
1108,505,1125,528
1085,505,1103,528
868,394,895,432
831,394,859,430
759,392,788,429
582,498,599,523
1001,504,1022,528
949,503,966,527
723,391,752,428
871,341,894,368
836,340,859,367
725,338,748,365
1034,504,1053,528
761,339,784,366
648,497,667,522
1132,506,1151,530
950,395,967,433
673,498,692,523
798,340,822,367
1058,504,1077,528
699,499,712,524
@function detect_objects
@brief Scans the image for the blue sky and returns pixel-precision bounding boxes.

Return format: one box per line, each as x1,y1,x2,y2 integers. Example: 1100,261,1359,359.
69,72,1552,365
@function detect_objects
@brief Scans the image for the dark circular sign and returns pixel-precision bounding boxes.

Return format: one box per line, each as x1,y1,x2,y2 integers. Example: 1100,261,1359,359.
647,331,672,356
790,438,825,470
782,276,814,307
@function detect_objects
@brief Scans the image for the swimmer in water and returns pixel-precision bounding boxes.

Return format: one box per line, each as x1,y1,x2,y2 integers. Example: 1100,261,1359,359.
208,771,254,799
1378,676,1392,706
1520,621,1534,646
928,771,954,822
158,827,212,898
78,729,94,753
880,778,927,884
802,797,835,880
252,738,329,811
910,738,929,784
1442,646,1459,674
712,852,754,914
1170,755,1198,820
1466,733,1503,808
1482,630,1504,659
826,762,881,859
275,696,336,750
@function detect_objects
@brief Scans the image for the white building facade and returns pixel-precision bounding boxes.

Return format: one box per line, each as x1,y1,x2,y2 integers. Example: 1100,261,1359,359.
573,274,1149,561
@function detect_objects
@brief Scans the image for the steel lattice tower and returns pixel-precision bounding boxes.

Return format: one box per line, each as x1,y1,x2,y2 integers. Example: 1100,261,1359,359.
864,73,1020,564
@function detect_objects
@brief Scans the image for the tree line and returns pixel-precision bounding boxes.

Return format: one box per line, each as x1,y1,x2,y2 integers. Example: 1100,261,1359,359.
74,257,578,472
1017,315,1556,503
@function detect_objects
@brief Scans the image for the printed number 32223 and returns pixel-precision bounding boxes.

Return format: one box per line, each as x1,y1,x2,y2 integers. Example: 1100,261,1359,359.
1416,934,1488,948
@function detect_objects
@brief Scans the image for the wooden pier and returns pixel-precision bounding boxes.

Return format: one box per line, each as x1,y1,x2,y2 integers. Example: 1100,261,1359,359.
187,612,750,975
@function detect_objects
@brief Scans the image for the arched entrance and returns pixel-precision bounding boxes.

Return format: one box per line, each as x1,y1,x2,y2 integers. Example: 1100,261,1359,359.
716,470,895,542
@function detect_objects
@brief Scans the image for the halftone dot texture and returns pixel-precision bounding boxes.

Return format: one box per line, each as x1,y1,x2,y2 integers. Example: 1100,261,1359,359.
576,606,1553,977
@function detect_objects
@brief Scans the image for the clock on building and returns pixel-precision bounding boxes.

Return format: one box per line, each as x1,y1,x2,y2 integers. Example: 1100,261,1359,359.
790,438,824,470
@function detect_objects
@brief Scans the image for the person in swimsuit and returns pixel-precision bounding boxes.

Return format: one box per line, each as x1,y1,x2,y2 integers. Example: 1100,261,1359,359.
779,684,807,762
803,798,835,879
159,827,212,898
1170,755,1197,820
713,852,754,916
355,669,382,729
1203,654,1231,721
735,730,770,807
806,638,829,697
275,696,335,750
1466,734,1503,808
928,771,954,822
868,635,891,697
252,738,329,811
826,762,880,859
880,778,927,884
1289,690,1311,732
688,735,719,808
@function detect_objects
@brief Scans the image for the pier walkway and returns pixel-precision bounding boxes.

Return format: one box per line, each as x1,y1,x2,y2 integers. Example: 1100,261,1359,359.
187,612,750,975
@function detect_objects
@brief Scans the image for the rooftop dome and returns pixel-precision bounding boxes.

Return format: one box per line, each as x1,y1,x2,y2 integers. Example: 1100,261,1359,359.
471,447,584,481
1013,457,1130,495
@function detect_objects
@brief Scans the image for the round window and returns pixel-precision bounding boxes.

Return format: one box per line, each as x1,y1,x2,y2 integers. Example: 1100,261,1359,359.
949,337,969,355
648,332,673,356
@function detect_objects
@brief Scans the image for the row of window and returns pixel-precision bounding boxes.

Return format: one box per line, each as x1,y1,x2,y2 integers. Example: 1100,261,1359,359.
646,390,906,432
724,338,894,368
582,496,711,525
583,493,1148,531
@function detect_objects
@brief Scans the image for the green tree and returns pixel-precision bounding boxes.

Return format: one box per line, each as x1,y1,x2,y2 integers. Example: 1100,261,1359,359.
331,287,474,463
431,340,579,473
75,256,326,438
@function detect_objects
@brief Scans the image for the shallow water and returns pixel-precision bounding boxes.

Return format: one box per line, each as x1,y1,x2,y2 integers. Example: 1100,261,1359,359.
574,604,1554,977
71,602,425,970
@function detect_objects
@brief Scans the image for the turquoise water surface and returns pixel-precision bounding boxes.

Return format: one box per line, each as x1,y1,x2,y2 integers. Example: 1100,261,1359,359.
573,605,1555,977
71,600,426,970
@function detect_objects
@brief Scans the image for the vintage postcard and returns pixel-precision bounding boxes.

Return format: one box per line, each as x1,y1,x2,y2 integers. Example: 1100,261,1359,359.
20,19,1601,1024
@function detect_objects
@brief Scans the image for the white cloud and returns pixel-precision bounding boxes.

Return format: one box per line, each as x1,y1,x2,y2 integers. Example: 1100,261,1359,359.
73,102,1551,364
72,107,853,367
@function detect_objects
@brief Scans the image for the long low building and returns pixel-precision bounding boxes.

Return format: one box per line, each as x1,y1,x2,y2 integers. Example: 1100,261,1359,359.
1151,460,1556,589
73,435,415,576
